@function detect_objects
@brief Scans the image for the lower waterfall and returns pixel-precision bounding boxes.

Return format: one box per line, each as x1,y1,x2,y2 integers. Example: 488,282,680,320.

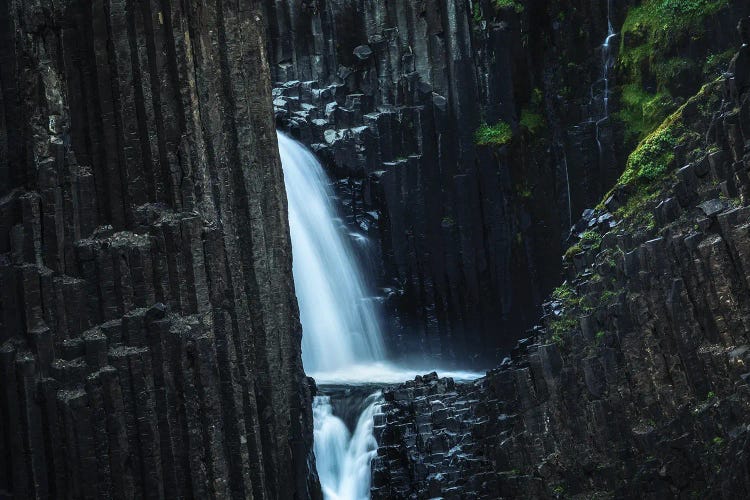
313,393,383,500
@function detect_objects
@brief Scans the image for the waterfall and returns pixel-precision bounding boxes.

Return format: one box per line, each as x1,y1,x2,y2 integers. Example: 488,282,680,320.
278,132,482,500
313,393,382,500
279,131,385,500
278,132,386,375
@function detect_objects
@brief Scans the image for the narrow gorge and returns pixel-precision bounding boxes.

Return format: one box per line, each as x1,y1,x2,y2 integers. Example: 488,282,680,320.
3,0,750,499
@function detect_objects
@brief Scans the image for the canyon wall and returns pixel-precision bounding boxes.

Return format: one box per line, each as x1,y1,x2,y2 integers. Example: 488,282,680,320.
262,0,746,365
372,17,750,499
0,1,318,498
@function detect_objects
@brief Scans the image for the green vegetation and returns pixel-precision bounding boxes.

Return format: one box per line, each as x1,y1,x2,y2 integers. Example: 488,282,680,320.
493,0,524,14
564,244,583,260
552,283,575,303
580,230,602,250
617,84,674,144
601,81,720,230
616,0,730,143
516,183,532,199
475,121,513,146
712,436,725,447
549,283,584,345
472,2,483,23
620,126,680,186
620,0,729,85
600,290,618,304
520,109,545,135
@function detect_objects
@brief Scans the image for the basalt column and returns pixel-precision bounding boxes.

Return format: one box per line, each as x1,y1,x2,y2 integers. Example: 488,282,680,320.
0,1,318,499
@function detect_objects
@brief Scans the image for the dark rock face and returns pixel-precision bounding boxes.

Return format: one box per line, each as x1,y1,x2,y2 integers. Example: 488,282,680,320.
260,0,643,365
0,1,317,498
372,29,750,499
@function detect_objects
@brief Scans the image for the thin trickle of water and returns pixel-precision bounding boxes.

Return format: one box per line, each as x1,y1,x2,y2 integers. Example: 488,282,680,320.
595,0,617,158
278,132,385,375
313,393,382,500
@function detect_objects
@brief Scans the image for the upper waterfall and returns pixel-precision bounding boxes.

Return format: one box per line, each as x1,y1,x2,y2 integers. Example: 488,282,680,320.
278,132,386,375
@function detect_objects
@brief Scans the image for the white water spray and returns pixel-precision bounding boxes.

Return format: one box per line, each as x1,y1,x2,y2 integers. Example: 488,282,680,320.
279,131,385,499
313,393,382,500
278,132,482,499
278,132,385,375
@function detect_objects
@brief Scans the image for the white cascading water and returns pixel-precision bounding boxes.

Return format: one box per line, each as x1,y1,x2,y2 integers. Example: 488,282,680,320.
313,393,382,500
277,131,385,376
278,132,483,499
278,131,384,500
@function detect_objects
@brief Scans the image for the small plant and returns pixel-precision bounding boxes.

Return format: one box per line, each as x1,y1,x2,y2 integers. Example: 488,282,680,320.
595,331,606,341
520,109,545,135
712,436,725,447
564,244,583,260
600,290,618,304
472,2,483,23
474,121,513,146
493,0,524,14
552,283,575,302
580,230,602,250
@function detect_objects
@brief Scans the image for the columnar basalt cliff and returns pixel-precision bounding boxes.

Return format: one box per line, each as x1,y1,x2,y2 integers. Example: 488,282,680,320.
262,0,748,365
0,1,318,498
372,18,750,499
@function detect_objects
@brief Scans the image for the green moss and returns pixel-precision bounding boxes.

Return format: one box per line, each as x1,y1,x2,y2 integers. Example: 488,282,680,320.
475,121,513,146
617,0,730,143
516,184,532,199
601,81,720,231
565,245,583,260
616,84,675,144
520,110,545,135
600,290,618,304
620,126,680,186
580,230,602,249
472,2,483,23
493,0,524,14
550,315,578,337
552,283,575,302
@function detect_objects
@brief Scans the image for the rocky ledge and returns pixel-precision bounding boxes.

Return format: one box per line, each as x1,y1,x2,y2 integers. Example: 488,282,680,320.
372,18,750,500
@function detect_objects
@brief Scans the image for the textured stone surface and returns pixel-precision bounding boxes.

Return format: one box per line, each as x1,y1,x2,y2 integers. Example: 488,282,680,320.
261,0,749,366
372,26,750,499
0,1,318,498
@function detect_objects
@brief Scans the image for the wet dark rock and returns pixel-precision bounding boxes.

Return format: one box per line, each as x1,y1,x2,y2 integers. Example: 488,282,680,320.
374,31,750,499
0,2,317,498
353,45,373,60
